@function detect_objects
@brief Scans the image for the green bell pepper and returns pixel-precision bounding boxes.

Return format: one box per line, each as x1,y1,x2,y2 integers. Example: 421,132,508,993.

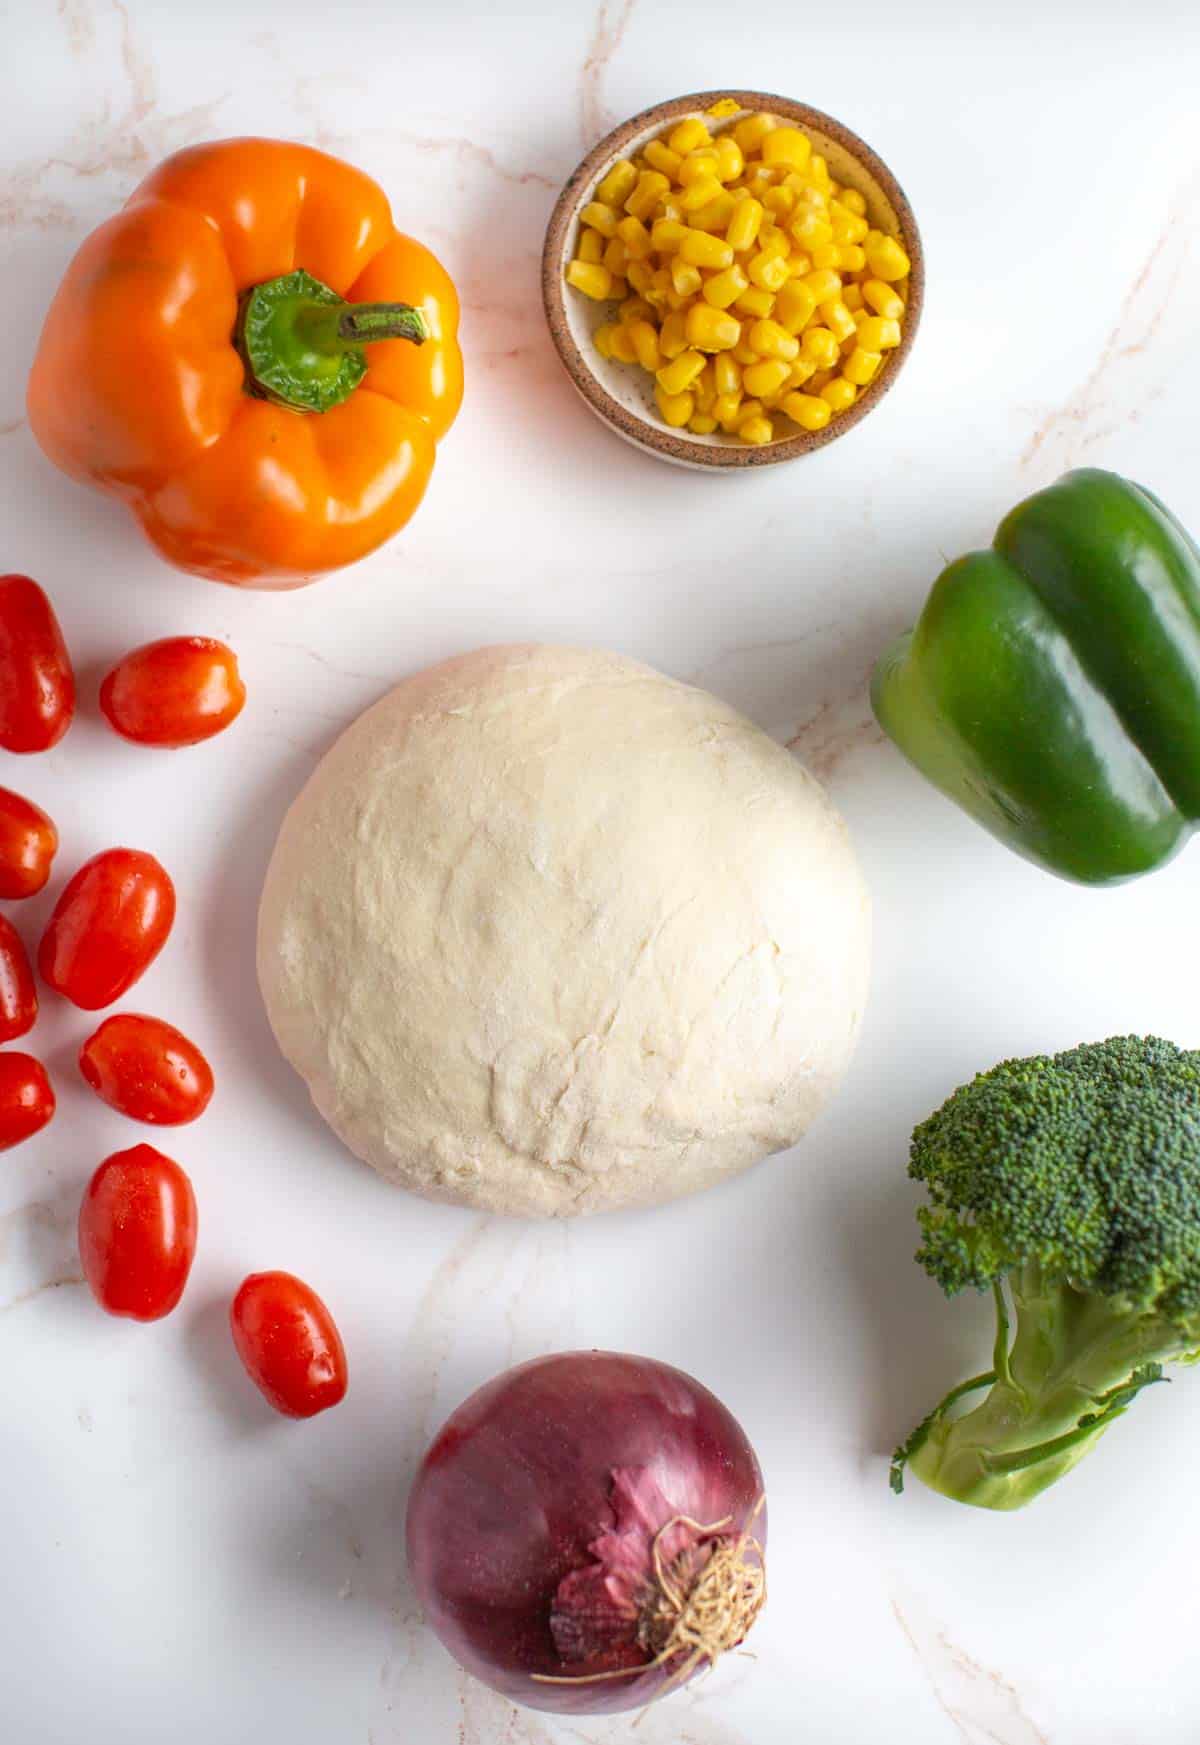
871,468,1200,885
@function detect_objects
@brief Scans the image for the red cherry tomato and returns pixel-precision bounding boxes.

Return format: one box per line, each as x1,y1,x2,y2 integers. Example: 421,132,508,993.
39,847,175,1010
0,575,75,752
78,1144,197,1321
0,916,37,1042
0,1052,55,1149
79,1013,213,1125
0,786,58,898
230,1271,348,1419
100,637,246,749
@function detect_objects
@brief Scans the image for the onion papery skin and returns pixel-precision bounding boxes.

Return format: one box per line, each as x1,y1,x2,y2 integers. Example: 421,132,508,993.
406,1349,766,1715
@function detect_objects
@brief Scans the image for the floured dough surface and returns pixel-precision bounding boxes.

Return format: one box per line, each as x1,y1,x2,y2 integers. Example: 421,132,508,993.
257,644,871,1215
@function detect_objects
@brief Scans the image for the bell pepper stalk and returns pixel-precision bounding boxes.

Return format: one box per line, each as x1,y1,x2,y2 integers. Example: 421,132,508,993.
236,268,428,414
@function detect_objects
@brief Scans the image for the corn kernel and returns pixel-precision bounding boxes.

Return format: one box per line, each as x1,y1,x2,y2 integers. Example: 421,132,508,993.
856,315,902,350
726,196,764,253
676,229,730,271
645,266,671,308
577,229,605,264
625,258,653,294
733,112,777,155
693,362,716,413
656,350,706,395
808,153,831,188
671,256,702,298
714,135,744,181
783,251,812,278
593,323,618,360
821,377,857,411
838,244,867,273
676,148,719,184
596,159,638,208
761,126,812,172
800,325,839,368
706,97,741,118
625,170,671,220
785,357,817,389
616,215,652,260
688,413,718,435
762,186,797,218
742,357,791,397
650,217,688,253
607,276,627,301
738,413,774,445
688,193,738,232
843,346,882,385
603,237,628,276
747,250,790,292
820,298,857,344
658,310,687,359
862,279,905,320
607,324,638,364
655,384,695,427
830,200,869,240
807,368,834,393
758,225,791,259
661,198,685,222
810,241,841,271
842,282,864,312
864,234,911,281
644,139,682,179
803,268,842,303
566,260,613,300
679,176,724,212
714,391,743,430
747,318,800,361
789,210,834,251
839,187,867,216
582,201,619,238
733,285,775,319
736,399,763,422
684,303,741,352
775,280,816,334
782,391,831,431
713,353,742,396
627,319,661,373
668,117,712,155
703,264,750,309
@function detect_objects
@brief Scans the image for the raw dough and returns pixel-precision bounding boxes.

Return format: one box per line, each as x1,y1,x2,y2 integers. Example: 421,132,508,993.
257,645,870,1215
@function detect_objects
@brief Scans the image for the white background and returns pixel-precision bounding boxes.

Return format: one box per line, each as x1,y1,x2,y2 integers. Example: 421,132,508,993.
3,2,1200,1741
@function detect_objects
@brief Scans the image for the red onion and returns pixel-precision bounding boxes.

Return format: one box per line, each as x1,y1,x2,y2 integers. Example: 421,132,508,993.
406,1349,766,1715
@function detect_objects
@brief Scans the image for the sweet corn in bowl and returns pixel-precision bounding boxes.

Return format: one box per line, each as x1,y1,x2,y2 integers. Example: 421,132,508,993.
543,91,923,469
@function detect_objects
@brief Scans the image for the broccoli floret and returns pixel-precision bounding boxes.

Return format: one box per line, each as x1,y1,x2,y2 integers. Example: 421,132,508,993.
891,1036,1200,1510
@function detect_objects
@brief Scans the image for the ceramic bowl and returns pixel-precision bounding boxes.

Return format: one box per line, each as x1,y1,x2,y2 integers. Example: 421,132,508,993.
542,90,924,470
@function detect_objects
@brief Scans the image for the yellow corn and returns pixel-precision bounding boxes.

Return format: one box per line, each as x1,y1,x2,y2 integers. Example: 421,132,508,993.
644,139,682,179
686,192,737,233
677,149,719,184
703,264,750,309
810,242,841,272
732,335,760,366
862,278,904,319
761,126,812,171
627,319,661,372
679,228,733,270
655,384,695,427
659,310,688,359
784,251,812,278
593,323,618,360
738,413,774,445
650,217,689,253
706,97,741,118
742,357,792,398
583,202,620,238
736,398,764,421
684,303,741,351
625,258,653,294
679,175,724,212
803,268,842,303
864,233,911,281
620,295,654,325
807,368,834,393
668,117,712,155
838,243,867,273
693,362,717,413
596,159,638,208
762,186,797,218
733,285,775,319
821,377,857,411
625,170,671,220
656,350,706,396
820,298,857,344
748,318,800,361
732,112,777,155
645,266,672,308
616,215,652,260
839,187,867,216
782,391,831,431
843,346,882,385
757,225,791,259
607,324,639,364
688,412,718,434
603,237,628,276
808,153,831,188
577,229,605,265
747,250,790,292
726,196,764,252
829,201,869,244
714,135,744,181
713,391,743,430
800,325,840,368
856,315,902,350
775,280,816,334
713,353,742,396
785,356,817,389
789,209,834,251
566,260,613,300
671,256,702,298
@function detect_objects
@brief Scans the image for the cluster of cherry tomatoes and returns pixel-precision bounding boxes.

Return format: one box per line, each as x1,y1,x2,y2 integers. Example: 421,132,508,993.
1,573,347,1421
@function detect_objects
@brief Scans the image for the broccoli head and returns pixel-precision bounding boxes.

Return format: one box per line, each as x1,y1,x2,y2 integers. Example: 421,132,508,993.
891,1035,1200,1510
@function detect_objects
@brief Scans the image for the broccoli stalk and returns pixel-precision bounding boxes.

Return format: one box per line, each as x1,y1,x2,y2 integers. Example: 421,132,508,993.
891,1037,1200,1511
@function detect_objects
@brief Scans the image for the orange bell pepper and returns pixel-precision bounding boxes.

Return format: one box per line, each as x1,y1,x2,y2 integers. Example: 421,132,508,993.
26,138,463,589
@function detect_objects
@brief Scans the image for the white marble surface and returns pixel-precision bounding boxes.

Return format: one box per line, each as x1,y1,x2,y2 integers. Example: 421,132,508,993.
3,2,1200,1740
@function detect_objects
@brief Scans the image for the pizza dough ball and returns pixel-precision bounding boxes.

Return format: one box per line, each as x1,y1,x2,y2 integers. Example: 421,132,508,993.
257,645,870,1216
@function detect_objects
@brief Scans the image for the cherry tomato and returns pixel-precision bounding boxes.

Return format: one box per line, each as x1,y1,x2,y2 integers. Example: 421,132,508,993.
0,574,75,752
0,786,58,898
39,847,175,1010
79,1013,213,1125
78,1144,197,1321
0,1052,55,1149
0,916,37,1042
230,1271,348,1419
100,637,246,749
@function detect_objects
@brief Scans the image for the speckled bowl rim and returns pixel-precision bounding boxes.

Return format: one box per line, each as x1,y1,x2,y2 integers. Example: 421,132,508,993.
542,89,924,469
